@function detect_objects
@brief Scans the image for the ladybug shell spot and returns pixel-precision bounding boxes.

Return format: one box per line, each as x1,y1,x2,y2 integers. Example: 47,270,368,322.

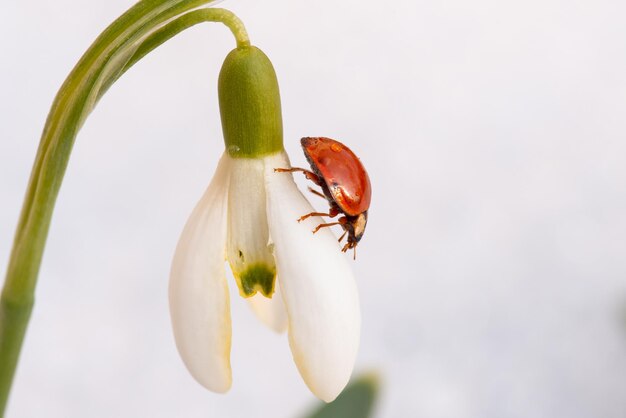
301,137,371,216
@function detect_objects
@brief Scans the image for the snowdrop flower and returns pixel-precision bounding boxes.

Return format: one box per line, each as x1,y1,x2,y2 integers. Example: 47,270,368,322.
168,46,360,402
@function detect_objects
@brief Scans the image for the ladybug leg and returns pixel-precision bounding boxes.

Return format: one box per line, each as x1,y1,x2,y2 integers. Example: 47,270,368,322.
328,206,341,217
298,212,334,222
312,222,341,234
274,167,323,187
307,187,326,199
338,230,347,243
298,206,340,222
340,241,357,260
312,215,347,234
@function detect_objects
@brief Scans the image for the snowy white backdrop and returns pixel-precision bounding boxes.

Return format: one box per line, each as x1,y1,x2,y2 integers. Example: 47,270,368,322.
2,0,626,417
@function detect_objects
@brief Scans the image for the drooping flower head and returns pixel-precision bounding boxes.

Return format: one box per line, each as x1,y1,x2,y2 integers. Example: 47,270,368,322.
169,45,360,402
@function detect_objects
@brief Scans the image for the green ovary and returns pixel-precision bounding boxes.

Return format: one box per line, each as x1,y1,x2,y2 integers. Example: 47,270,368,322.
235,263,276,298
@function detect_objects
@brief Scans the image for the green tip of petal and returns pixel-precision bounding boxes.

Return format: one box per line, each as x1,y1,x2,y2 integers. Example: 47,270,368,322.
236,263,276,298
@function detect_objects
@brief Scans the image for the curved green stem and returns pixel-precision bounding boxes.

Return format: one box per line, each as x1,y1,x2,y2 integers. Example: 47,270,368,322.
100,8,249,99
0,1,248,415
128,8,249,67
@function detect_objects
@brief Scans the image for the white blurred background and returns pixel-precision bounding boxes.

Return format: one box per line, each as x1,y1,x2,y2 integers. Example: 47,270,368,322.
2,0,626,416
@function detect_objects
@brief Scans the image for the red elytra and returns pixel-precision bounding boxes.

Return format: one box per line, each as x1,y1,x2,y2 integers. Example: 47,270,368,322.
275,137,371,258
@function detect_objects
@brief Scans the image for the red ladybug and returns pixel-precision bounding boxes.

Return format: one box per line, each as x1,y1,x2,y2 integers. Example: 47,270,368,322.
276,137,371,258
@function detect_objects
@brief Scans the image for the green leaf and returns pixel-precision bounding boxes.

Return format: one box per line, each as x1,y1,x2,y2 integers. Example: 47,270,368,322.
303,374,380,418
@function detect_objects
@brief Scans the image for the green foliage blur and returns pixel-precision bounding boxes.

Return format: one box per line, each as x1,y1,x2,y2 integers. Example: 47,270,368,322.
303,374,379,418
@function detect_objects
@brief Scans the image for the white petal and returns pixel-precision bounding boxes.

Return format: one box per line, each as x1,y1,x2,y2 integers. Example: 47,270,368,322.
263,152,361,402
226,157,277,297
246,281,289,333
169,153,232,393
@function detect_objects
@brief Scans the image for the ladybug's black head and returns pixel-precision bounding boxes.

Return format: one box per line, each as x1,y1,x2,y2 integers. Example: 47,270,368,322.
341,211,368,256
350,211,368,243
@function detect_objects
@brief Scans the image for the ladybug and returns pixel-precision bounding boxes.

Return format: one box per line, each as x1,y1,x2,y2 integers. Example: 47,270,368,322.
275,137,371,258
